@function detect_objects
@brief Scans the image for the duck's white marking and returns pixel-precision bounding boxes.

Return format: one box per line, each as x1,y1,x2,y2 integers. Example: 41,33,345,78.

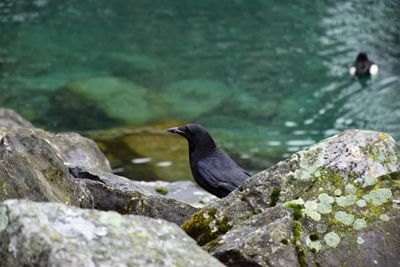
349,66,356,76
370,64,379,76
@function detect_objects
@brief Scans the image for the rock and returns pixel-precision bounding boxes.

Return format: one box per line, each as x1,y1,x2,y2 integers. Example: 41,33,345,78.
161,79,232,120
86,121,193,182
70,167,201,225
0,108,34,128
181,130,400,266
49,132,112,173
0,110,202,225
0,199,224,267
50,77,168,130
0,128,93,208
137,180,216,208
0,127,112,173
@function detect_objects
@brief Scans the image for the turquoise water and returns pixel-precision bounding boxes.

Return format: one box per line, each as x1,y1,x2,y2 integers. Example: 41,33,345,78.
1,0,400,174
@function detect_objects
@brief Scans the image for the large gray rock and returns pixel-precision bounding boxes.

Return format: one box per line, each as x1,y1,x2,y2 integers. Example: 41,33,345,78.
182,130,400,267
0,108,34,128
0,199,224,267
0,109,201,225
0,128,93,208
70,167,201,225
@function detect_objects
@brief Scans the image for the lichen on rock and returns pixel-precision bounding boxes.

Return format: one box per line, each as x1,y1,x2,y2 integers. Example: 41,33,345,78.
181,130,400,266
0,200,223,267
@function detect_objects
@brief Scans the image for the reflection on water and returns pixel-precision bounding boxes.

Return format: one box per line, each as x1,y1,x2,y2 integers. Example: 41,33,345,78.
0,0,399,178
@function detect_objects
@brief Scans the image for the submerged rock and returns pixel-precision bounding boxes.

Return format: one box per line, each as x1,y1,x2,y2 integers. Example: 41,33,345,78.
107,51,166,74
182,130,400,267
161,79,232,120
51,77,168,129
70,167,201,225
86,122,192,182
0,199,223,267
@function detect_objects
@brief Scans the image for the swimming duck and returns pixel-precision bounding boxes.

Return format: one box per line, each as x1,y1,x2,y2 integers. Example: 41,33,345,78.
349,52,379,77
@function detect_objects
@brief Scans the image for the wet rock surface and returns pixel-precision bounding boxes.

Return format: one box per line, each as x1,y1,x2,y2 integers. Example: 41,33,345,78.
0,199,223,267
182,130,400,267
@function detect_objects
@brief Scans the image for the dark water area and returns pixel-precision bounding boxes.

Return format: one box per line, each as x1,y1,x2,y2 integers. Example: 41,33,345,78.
0,0,399,178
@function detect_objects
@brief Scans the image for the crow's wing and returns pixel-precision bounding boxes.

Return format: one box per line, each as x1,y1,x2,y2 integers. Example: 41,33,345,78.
197,150,250,192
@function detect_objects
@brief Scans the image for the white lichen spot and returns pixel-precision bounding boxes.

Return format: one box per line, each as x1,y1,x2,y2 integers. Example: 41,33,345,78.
379,214,390,222
334,189,342,196
318,187,323,192
324,231,341,248
345,184,357,194
306,236,322,252
317,193,335,214
363,188,392,206
315,170,321,177
356,199,367,208
303,200,321,221
284,198,305,207
318,193,335,203
357,236,365,244
334,211,354,225
336,194,357,207
353,218,367,230
364,176,378,187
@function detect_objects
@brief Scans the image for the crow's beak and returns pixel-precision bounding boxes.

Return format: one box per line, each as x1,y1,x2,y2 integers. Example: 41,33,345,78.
167,126,186,137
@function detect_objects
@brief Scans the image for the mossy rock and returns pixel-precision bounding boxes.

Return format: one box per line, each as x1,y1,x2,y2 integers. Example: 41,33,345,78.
182,130,400,266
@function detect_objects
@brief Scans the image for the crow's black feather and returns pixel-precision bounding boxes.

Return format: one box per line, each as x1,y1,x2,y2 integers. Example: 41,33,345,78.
168,124,250,198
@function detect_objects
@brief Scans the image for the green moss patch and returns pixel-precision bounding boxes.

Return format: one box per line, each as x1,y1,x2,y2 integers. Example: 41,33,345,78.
155,187,168,195
181,208,232,246
269,188,281,207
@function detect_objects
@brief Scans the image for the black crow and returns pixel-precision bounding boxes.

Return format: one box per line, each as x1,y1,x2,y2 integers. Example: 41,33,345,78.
349,52,379,77
167,123,250,198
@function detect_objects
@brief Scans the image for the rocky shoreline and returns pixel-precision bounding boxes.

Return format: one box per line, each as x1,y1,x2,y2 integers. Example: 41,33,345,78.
0,108,399,266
